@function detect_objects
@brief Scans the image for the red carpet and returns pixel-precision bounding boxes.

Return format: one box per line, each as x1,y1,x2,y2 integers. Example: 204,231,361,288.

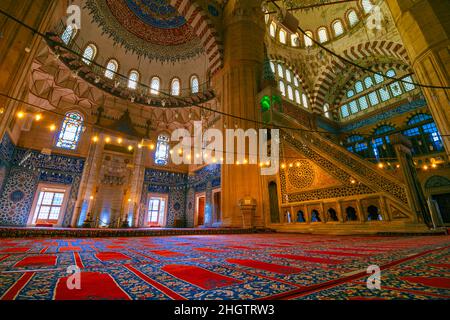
0,233,449,300
226,259,302,274
14,255,57,268
55,272,131,300
162,265,242,290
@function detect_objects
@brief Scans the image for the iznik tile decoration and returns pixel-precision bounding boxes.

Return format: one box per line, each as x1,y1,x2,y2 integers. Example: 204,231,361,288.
0,167,39,226
0,137,86,227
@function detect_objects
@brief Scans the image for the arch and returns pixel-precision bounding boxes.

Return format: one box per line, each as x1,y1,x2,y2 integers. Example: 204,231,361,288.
269,21,277,38
367,205,382,221
168,0,223,74
82,44,97,65
361,0,374,14
327,208,339,221
61,24,77,45
347,9,359,27
345,206,358,221
279,29,287,44
56,111,84,150
268,182,280,223
190,75,200,94
332,19,344,37
128,70,139,90
317,27,329,43
425,176,450,190
311,210,321,222
296,210,306,223
150,76,161,95
104,59,118,79
312,42,411,107
171,78,181,96
304,30,313,47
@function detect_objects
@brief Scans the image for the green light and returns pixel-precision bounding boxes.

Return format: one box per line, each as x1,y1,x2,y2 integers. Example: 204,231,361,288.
261,95,271,111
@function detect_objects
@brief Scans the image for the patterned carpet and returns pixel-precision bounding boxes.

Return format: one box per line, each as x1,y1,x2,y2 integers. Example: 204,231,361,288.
0,234,449,300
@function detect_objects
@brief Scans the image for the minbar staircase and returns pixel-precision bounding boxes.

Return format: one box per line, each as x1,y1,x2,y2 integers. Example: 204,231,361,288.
265,101,435,234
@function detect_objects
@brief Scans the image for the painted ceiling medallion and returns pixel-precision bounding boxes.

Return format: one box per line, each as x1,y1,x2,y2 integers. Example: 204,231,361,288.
85,0,204,62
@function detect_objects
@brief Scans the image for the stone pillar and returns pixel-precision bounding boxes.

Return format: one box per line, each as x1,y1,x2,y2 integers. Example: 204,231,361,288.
0,0,63,140
391,134,432,227
203,181,213,227
239,196,257,229
123,145,145,227
385,0,450,158
214,0,265,227
71,133,105,227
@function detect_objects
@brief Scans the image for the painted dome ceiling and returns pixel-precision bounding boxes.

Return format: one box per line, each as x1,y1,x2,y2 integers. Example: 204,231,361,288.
85,0,204,62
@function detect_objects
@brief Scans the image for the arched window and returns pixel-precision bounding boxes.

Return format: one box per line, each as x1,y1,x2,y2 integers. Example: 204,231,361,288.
291,34,299,47
269,61,276,73
61,24,77,45
128,70,139,90
304,31,313,47
279,29,287,44
155,134,170,166
269,22,277,37
296,210,305,223
56,112,84,150
150,76,160,95
279,81,286,96
82,44,97,65
287,85,294,100
317,27,328,43
295,90,301,104
286,69,292,83
361,0,374,14
347,10,359,27
323,103,330,118
191,75,199,94
332,20,344,37
104,59,118,79
171,78,181,96
277,64,284,78
346,207,358,221
367,205,382,221
311,210,321,222
405,114,443,154
302,94,309,108
328,208,339,221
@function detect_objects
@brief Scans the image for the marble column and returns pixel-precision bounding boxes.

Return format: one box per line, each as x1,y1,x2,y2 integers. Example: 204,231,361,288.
124,145,145,227
213,0,265,227
385,0,450,158
71,133,105,227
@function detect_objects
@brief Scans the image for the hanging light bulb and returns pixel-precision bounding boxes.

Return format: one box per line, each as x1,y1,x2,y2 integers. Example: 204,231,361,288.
34,113,42,121
16,111,25,119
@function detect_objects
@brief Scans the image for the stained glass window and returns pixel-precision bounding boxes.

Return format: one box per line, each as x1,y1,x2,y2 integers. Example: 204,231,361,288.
105,59,118,79
277,64,284,78
151,77,160,95
324,103,330,118
361,0,373,14
302,94,309,108
171,78,181,96
56,112,83,150
368,92,379,105
341,104,349,118
287,85,294,100
333,20,344,37
279,81,286,96
128,70,139,90
270,22,276,37
402,76,416,91
155,134,170,165
279,29,287,44
82,44,96,65
295,90,301,104
61,24,76,45
304,31,313,47
348,10,359,27
191,75,199,94
318,27,328,43
291,34,299,47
